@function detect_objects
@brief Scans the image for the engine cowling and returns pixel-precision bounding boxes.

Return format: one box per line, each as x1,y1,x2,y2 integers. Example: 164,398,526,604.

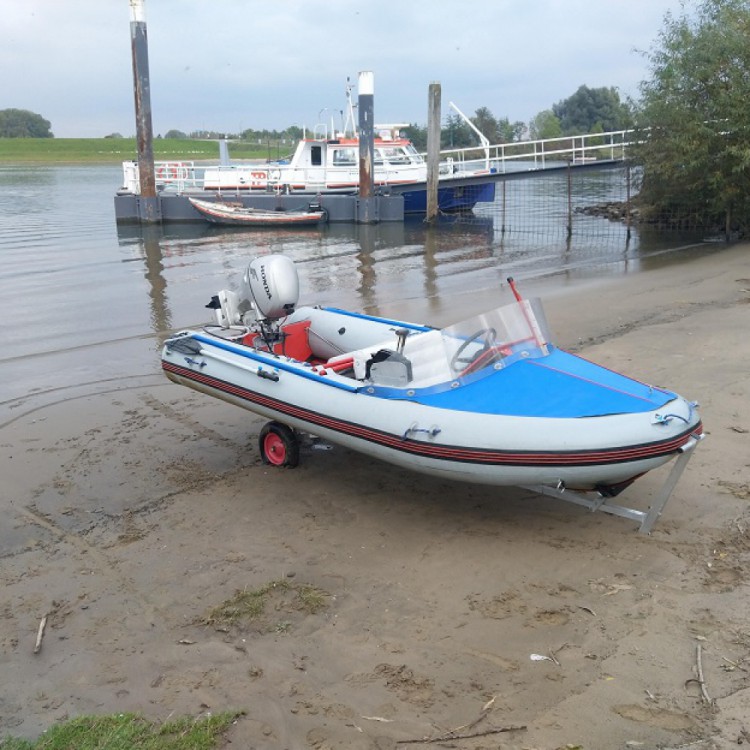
243,254,300,321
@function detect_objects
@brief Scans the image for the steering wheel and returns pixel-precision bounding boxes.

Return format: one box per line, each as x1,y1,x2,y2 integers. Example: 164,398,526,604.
450,328,497,373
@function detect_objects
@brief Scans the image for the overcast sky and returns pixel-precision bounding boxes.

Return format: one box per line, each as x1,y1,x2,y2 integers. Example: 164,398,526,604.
4,0,688,138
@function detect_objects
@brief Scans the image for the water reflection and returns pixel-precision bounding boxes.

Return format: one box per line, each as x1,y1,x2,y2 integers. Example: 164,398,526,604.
115,214,506,333
0,164,718,410
139,226,171,336
115,206,712,344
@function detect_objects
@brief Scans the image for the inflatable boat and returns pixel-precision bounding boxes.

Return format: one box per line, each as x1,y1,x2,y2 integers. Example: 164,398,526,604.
161,254,703,532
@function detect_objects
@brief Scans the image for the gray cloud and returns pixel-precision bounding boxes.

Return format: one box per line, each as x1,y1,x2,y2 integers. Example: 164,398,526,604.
3,0,685,138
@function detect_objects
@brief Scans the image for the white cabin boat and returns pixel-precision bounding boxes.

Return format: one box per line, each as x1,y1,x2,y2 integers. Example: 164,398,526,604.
201,124,486,194
120,82,498,214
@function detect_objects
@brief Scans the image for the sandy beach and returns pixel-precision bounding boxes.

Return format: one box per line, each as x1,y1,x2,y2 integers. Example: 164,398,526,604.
2,242,749,749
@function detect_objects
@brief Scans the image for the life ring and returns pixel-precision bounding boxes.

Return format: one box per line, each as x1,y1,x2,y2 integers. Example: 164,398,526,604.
156,164,181,180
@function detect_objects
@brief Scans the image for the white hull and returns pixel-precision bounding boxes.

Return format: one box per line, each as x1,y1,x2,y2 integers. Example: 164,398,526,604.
162,252,702,532
162,305,702,493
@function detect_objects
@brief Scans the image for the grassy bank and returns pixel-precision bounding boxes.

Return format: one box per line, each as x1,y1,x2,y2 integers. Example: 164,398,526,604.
0,711,242,749
0,138,281,164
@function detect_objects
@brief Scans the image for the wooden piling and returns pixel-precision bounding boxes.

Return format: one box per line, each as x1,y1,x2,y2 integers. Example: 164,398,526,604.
425,82,441,223
129,0,160,223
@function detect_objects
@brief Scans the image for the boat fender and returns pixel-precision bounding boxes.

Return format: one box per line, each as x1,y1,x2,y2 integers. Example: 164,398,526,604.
365,349,412,387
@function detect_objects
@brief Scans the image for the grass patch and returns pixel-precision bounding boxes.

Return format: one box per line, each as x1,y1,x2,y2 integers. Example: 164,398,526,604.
203,580,329,633
0,138,274,164
0,711,243,750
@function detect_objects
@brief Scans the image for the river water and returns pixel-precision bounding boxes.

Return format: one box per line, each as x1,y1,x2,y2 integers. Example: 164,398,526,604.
0,164,711,414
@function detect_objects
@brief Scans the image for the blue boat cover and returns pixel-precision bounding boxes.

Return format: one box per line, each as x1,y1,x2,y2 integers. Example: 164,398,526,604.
384,348,675,418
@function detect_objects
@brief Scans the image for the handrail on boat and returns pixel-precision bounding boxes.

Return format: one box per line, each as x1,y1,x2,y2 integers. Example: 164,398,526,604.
433,128,633,174
122,127,636,194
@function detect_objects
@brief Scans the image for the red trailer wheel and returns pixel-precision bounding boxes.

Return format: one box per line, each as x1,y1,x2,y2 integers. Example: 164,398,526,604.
258,422,299,467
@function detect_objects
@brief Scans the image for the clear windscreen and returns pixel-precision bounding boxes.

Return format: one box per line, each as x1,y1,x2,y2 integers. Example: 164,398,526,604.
358,299,553,390
439,298,551,380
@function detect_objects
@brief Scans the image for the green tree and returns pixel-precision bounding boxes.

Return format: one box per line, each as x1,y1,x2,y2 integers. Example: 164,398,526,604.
471,106,498,141
464,107,524,144
442,113,475,148
495,116,525,143
529,110,562,140
553,85,632,135
632,0,750,231
0,108,53,137
285,126,303,142
403,123,427,151
164,129,187,139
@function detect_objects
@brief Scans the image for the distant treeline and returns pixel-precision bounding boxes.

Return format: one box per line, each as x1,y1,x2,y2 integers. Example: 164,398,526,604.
1,84,633,150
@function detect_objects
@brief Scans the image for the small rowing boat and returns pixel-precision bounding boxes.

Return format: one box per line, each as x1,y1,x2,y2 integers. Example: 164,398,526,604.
188,197,327,227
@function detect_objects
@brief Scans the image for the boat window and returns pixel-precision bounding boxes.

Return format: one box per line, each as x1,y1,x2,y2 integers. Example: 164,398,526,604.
311,146,322,166
404,144,424,164
378,147,410,165
332,148,356,166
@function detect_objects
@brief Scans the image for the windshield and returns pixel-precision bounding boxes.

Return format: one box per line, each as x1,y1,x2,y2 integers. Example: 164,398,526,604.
393,299,552,389
441,298,551,378
404,144,424,164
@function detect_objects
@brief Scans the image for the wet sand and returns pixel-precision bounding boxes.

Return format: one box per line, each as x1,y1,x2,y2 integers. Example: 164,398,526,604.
2,243,749,749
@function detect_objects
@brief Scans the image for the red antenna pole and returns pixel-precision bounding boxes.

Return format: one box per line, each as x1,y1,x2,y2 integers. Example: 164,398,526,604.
507,276,523,302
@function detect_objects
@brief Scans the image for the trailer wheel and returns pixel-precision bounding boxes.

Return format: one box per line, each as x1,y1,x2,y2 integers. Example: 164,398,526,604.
259,422,299,468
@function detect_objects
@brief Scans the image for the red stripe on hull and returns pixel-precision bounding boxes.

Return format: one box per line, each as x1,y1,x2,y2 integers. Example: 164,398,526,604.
162,361,701,468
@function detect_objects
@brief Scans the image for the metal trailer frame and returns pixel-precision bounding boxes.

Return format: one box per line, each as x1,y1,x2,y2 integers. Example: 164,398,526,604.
522,435,704,534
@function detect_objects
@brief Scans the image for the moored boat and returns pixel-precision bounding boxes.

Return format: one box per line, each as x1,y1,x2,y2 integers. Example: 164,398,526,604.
188,197,327,227
161,254,703,532
120,80,497,215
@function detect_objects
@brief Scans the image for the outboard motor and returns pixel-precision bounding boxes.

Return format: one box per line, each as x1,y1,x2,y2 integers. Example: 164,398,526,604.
243,254,300,322
230,254,301,350
206,254,300,349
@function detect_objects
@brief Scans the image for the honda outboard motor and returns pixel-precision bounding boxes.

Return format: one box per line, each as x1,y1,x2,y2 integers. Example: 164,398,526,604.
243,254,300,322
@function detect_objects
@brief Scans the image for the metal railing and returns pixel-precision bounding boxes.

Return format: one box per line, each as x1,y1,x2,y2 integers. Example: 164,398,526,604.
121,129,636,195
438,129,634,174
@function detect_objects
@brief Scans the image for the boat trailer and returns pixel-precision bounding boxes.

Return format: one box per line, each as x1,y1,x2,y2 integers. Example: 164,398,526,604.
522,434,703,534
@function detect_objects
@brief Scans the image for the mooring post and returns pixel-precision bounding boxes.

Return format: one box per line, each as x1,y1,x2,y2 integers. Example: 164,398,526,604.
129,0,160,223
356,70,377,224
425,82,441,223
626,164,632,240
501,180,506,235
566,162,573,237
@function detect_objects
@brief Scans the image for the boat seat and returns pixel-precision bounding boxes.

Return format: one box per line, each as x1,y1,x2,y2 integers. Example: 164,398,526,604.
401,330,454,386
326,330,453,388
